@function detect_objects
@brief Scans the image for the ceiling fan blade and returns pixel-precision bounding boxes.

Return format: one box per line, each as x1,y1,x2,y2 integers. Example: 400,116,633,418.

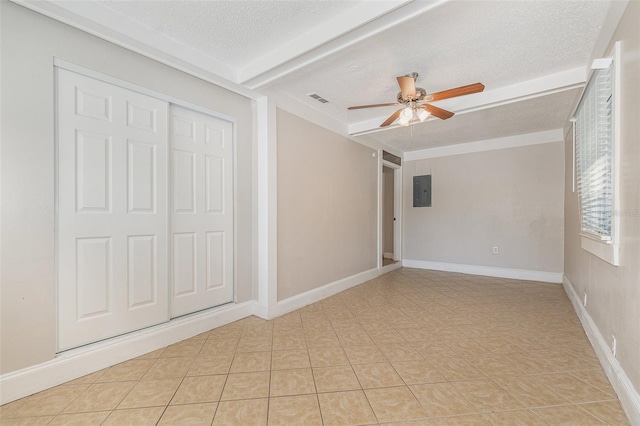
425,104,454,120
397,76,416,100
427,82,485,102
348,102,399,110
380,109,402,127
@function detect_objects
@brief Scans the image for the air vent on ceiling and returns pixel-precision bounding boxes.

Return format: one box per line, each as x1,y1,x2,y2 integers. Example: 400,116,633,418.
308,93,329,104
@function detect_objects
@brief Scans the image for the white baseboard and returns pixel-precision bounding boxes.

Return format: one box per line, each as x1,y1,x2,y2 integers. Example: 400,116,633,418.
266,268,379,319
1,267,384,404
563,276,640,425
381,261,402,273
402,259,563,283
383,252,394,259
252,301,270,320
0,301,254,405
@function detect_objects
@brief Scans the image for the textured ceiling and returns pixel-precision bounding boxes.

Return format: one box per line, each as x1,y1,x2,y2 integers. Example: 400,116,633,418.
267,0,608,124
100,0,361,69
37,0,617,152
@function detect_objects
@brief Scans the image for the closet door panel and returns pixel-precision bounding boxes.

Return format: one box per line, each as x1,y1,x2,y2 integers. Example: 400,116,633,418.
173,232,197,297
127,140,156,213
57,69,169,351
173,149,196,213
75,131,112,212
76,237,112,318
127,235,157,308
170,105,233,317
205,155,224,214
206,231,225,289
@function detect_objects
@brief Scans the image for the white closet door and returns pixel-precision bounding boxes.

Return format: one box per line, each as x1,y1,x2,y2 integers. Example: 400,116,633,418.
170,105,234,317
57,69,169,351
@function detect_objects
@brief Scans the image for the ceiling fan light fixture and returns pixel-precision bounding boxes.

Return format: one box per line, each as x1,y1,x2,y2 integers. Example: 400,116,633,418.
400,106,414,120
398,115,411,126
417,108,430,122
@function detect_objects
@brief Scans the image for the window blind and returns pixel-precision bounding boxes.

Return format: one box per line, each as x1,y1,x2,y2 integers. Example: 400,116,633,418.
575,65,613,240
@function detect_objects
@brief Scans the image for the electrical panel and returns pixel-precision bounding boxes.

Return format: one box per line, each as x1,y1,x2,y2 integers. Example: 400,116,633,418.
413,175,431,207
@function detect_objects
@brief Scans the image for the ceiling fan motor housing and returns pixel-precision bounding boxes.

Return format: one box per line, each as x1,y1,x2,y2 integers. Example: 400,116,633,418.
397,87,429,103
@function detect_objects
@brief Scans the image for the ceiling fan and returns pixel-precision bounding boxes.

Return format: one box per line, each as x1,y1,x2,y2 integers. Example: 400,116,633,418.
348,72,484,127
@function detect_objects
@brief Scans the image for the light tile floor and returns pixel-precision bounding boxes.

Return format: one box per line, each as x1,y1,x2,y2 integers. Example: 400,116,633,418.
1,268,631,425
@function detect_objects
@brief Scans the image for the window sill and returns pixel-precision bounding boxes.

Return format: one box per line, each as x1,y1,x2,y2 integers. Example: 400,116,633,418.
581,234,619,266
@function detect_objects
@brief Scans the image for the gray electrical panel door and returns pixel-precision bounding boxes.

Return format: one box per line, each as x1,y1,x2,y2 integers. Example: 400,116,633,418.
413,175,431,207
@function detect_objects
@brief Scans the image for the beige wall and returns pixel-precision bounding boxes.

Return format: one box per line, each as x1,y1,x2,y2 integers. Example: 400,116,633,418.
277,109,377,301
564,1,640,392
403,142,565,273
0,2,255,374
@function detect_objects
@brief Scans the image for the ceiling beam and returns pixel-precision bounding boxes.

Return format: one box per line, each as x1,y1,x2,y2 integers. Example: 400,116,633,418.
348,66,587,136
237,0,411,85
240,0,450,89
403,128,565,161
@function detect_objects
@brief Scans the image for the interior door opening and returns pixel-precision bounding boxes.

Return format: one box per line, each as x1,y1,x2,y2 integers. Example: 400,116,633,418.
382,165,397,266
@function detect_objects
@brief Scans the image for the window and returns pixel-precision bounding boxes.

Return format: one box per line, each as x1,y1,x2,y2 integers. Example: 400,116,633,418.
576,65,612,238
573,43,620,266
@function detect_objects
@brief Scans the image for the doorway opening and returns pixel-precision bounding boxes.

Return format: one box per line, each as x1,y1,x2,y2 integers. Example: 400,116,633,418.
382,166,396,266
381,162,401,268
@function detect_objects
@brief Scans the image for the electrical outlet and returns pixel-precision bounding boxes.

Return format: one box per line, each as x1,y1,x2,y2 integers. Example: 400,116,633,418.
492,246,499,254
612,335,617,358
583,292,588,307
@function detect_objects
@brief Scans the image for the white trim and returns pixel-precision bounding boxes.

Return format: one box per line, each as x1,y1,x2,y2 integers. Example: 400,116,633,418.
571,119,576,193
255,97,278,317
266,268,379,320
381,261,402,274
251,300,269,321
563,276,640,425
53,59,236,124
0,301,254,405
581,235,619,266
381,160,401,169
380,159,402,270
377,152,383,270
611,40,622,262
240,0,449,89
394,166,403,262
238,0,411,86
402,259,563,283
592,57,614,70
435,66,585,116
403,129,564,161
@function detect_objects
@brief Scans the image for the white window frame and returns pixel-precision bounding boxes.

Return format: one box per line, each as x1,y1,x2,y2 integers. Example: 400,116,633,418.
573,42,621,266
